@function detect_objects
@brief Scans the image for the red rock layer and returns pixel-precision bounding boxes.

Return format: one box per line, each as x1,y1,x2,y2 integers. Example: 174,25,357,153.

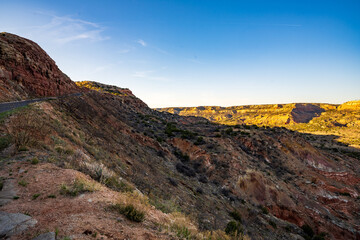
0,32,79,102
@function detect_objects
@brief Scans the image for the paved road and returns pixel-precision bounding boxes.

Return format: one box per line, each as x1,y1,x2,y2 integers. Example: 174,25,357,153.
0,93,82,113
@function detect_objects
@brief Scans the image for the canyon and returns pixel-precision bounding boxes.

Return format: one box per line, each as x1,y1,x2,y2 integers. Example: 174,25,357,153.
0,33,359,240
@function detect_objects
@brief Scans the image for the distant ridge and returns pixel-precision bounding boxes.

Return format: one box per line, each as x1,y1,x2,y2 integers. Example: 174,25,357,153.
157,100,360,148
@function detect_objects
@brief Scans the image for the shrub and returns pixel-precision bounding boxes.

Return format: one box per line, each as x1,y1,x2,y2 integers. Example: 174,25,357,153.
32,193,41,200
0,135,11,151
104,176,133,192
174,150,190,162
110,204,145,222
225,128,233,135
269,220,277,229
8,108,51,148
156,136,164,143
229,210,242,222
225,221,243,236
180,130,197,140
301,224,314,238
194,136,205,145
337,192,351,197
0,178,3,191
284,225,292,232
30,157,39,165
149,197,180,214
18,179,28,187
259,205,269,214
64,148,74,155
165,123,178,137
55,146,64,154
313,232,327,240
176,163,196,177
18,146,28,151
60,178,97,197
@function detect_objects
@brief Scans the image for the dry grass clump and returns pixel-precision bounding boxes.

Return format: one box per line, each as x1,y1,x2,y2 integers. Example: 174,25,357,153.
110,203,145,222
153,211,251,240
60,177,99,197
6,107,51,149
108,191,151,223
68,149,134,192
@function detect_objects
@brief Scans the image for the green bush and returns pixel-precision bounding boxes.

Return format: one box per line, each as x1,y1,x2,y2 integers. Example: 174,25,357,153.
55,146,64,154
110,204,145,222
0,136,11,151
301,224,314,238
194,136,205,145
174,150,190,162
225,128,233,135
269,220,277,229
18,146,28,151
259,205,269,214
337,192,351,197
225,221,243,236
18,179,28,187
32,193,40,200
180,130,197,140
156,136,164,143
31,157,39,165
313,232,327,240
104,176,133,192
165,123,179,137
229,210,242,222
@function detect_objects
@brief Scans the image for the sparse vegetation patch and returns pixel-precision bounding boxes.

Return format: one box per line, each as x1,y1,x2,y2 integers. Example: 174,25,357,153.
110,203,145,222
60,178,98,197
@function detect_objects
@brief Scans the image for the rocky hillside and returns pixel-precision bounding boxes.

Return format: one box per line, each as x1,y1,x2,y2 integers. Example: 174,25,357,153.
157,103,335,126
0,32,79,102
157,101,360,148
1,34,360,240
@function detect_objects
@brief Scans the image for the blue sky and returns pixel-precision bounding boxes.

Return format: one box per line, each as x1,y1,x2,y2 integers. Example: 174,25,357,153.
1,0,359,107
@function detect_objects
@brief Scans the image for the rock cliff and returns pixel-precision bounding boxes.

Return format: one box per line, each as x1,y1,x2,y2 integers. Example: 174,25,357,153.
0,32,79,102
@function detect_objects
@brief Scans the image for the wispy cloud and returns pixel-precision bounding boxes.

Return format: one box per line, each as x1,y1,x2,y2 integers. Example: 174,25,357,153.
22,12,109,45
118,49,131,54
132,70,169,82
137,39,147,47
89,65,112,74
133,39,171,55
117,43,136,54
153,47,170,55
